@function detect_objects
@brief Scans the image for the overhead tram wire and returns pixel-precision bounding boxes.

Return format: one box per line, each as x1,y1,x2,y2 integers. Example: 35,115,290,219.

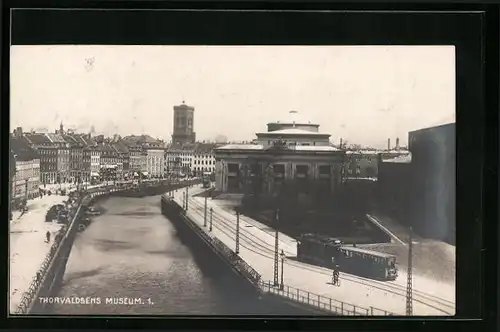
183,197,455,313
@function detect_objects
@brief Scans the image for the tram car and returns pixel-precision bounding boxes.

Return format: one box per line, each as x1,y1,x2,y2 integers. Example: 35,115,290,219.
297,233,398,281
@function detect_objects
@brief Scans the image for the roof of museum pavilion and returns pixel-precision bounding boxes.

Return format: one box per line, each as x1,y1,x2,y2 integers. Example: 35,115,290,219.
256,128,330,137
215,144,341,152
267,110,319,126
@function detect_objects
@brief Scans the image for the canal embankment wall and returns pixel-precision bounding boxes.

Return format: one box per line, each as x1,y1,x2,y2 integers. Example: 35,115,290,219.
161,193,329,315
28,181,198,314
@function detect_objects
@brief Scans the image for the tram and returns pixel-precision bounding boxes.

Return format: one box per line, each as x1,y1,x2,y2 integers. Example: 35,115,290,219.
297,233,398,281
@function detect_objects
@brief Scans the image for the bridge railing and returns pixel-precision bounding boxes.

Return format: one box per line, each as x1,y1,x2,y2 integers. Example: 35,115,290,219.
177,206,262,286
211,237,262,285
14,225,67,314
259,280,394,316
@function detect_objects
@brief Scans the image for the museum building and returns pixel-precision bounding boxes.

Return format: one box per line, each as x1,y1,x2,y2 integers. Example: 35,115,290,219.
214,111,345,198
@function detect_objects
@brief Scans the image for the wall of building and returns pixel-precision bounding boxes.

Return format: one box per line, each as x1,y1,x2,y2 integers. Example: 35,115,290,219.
214,152,343,198
377,160,413,223
13,159,41,201
256,135,330,148
408,123,455,244
146,149,165,177
192,153,216,173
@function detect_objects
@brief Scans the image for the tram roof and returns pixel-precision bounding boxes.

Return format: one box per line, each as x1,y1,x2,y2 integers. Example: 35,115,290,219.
340,246,396,259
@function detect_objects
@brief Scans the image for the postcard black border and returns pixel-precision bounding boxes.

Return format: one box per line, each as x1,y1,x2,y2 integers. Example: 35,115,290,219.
2,2,498,332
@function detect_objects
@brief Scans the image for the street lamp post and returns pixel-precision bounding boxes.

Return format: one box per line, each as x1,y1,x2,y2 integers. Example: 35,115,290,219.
280,249,285,290
235,211,240,254
185,186,189,211
209,207,213,232
406,226,413,316
24,179,29,203
273,208,280,287
203,196,208,227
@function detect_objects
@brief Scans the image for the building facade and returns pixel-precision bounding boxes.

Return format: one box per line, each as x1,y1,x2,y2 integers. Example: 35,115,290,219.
83,147,92,183
90,146,101,181
22,131,57,184
113,142,130,178
165,143,195,175
10,136,40,203
214,111,345,207
145,147,165,177
172,102,196,144
344,148,410,180
46,131,71,183
98,143,119,182
377,123,455,244
191,143,217,174
63,133,85,183
408,123,455,244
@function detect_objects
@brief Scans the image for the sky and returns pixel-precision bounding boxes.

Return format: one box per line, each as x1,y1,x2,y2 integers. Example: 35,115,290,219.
11,45,455,149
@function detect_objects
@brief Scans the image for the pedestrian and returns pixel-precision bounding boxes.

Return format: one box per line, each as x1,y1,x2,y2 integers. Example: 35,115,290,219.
45,231,51,243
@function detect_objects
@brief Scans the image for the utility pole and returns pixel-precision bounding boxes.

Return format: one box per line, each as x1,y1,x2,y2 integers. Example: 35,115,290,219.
203,196,208,227
406,226,413,316
273,208,280,287
280,249,285,290
235,211,240,254
24,179,28,203
209,207,213,232
183,191,186,210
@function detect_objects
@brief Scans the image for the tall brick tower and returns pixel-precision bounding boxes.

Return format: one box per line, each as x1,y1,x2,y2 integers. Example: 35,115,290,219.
172,101,196,144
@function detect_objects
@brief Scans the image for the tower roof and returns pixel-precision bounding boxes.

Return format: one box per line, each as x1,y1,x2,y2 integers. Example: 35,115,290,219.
174,102,194,110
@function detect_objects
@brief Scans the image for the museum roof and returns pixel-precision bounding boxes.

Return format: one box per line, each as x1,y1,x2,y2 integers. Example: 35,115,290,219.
295,145,340,151
215,144,341,152
269,110,318,126
257,128,330,136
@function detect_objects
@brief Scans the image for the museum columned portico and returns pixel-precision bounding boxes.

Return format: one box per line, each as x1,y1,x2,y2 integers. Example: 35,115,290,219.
214,111,345,207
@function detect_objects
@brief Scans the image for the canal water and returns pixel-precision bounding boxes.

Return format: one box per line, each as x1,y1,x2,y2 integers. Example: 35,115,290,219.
50,195,307,315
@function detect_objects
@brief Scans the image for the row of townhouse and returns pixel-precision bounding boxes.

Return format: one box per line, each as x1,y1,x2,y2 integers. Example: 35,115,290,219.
165,142,219,175
121,135,166,178
12,126,170,193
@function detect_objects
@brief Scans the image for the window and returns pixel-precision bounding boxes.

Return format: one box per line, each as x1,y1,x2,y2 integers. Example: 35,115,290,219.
296,165,308,178
228,163,239,174
273,164,285,176
319,165,331,175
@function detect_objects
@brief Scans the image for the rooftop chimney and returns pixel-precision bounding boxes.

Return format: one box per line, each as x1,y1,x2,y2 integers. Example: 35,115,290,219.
396,137,400,151
387,138,391,151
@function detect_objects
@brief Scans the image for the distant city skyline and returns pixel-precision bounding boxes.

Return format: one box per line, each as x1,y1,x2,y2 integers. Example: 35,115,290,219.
11,45,455,149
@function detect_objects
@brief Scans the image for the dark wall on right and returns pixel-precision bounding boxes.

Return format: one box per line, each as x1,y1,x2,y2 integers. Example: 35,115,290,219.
408,123,456,244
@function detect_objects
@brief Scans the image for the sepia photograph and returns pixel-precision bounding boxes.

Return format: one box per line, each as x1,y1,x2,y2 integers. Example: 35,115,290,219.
9,45,456,316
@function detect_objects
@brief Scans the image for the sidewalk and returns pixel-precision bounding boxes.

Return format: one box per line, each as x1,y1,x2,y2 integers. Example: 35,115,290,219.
170,188,455,315
365,212,456,284
9,194,69,312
